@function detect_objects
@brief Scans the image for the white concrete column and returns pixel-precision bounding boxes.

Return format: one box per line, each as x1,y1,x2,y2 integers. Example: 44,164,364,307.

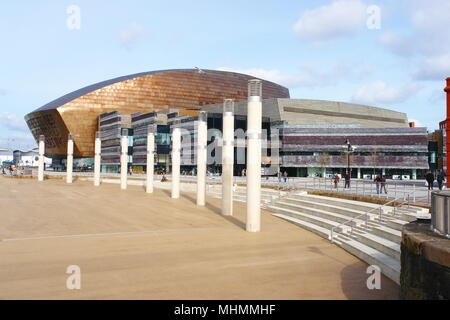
171,126,181,199
222,100,234,215
38,135,45,182
246,80,262,232
94,132,101,186
66,134,74,184
197,112,207,206
146,127,155,194
412,169,417,180
120,129,128,190
357,168,361,179
382,168,386,176
322,168,326,178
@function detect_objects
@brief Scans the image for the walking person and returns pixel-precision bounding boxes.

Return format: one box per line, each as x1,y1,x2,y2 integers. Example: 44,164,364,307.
283,171,288,183
437,170,445,191
425,171,435,190
333,173,340,189
277,171,282,183
380,175,388,194
374,175,381,194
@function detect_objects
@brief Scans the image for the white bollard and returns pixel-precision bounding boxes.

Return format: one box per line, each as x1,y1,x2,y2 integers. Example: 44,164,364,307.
146,126,155,194
197,112,207,206
120,129,128,190
246,80,262,232
94,132,101,186
66,134,74,184
222,99,234,215
171,126,181,199
38,135,45,182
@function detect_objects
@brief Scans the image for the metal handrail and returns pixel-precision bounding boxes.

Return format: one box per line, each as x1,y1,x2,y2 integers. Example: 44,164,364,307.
310,177,417,201
330,192,413,243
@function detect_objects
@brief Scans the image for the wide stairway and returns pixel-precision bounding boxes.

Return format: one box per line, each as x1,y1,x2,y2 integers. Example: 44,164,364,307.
207,185,285,208
266,192,430,284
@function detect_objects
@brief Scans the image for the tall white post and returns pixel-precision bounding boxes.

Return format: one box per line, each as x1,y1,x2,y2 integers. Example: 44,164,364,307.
357,168,361,179
38,135,45,182
171,125,181,199
120,129,128,190
246,79,262,232
66,134,74,184
197,112,207,206
146,126,155,194
222,99,234,215
94,132,101,186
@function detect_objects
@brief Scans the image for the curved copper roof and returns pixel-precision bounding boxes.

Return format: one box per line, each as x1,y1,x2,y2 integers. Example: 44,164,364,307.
34,69,193,112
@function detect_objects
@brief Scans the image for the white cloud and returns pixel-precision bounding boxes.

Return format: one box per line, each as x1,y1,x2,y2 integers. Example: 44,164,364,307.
293,0,367,45
218,63,372,89
379,0,450,81
218,66,324,87
428,87,446,105
378,32,414,57
0,133,36,150
119,22,147,50
413,53,450,81
351,81,420,105
0,113,29,132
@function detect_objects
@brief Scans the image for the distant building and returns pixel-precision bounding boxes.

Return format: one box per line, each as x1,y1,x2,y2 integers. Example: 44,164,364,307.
24,69,289,158
95,98,430,179
12,149,51,167
23,69,432,179
0,148,13,165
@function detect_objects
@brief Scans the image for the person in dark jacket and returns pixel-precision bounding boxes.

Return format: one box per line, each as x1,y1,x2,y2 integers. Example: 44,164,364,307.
380,175,388,194
437,170,445,191
344,170,351,189
425,171,435,190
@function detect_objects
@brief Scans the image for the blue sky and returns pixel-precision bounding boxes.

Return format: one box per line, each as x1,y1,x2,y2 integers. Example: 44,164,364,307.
1,0,449,149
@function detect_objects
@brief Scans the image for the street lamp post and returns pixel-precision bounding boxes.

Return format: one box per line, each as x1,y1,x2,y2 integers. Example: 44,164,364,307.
343,139,356,187
345,139,352,174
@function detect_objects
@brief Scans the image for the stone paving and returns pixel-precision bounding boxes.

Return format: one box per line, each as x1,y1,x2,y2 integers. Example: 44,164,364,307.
0,176,399,299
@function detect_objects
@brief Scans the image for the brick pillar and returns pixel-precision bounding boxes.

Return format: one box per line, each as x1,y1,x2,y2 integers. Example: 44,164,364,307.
445,78,450,187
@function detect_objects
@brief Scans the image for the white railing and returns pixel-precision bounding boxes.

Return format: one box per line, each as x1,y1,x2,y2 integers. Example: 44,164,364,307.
330,192,412,243
299,177,432,205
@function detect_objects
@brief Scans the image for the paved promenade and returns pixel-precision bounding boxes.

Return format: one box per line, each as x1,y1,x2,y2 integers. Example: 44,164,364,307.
0,176,399,299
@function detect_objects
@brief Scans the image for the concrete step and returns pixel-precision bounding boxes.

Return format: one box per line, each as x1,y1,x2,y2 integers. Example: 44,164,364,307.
370,225,402,243
293,194,393,214
399,205,429,214
273,201,371,226
336,236,400,284
280,197,379,220
272,213,334,240
267,205,352,233
385,218,409,231
396,211,431,222
207,189,278,201
273,212,400,284
353,231,401,260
